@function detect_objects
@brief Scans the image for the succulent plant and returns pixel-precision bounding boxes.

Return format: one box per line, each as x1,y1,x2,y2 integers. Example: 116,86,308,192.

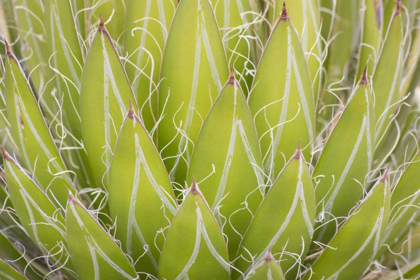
0,0,419,279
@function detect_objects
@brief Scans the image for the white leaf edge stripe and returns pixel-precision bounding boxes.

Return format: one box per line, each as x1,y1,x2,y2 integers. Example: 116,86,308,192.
317,85,373,235
8,60,75,194
241,157,313,280
69,202,135,280
125,132,177,270
175,202,230,280
245,258,275,280
213,82,264,210
324,184,388,280
6,160,67,256
101,31,130,186
172,0,224,179
263,25,314,175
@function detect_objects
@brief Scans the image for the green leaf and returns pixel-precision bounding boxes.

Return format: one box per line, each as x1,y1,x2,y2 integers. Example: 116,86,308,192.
0,259,28,280
234,148,315,280
3,149,75,277
9,0,53,96
400,1,420,96
373,5,404,167
356,0,381,79
380,257,420,280
44,0,98,192
158,182,230,280
0,175,34,251
380,152,420,253
244,251,285,280
321,0,359,116
304,177,390,280
158,0,229,185
210,0,263,96
0,231,42,280
108,107,177,275
248,7,314,182
268,0,321,99
4,47,75,209
44,0,84,140
80,20,138,189
187,76,263,259
66,195,137,280
312,70,375,244
123,0,176,131
0,79,16,152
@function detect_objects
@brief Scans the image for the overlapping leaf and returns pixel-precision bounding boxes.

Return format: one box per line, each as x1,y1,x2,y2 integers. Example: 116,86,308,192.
3,47,75,208
249,6,314,181
380,152,420,255
108,107,177,275
158,182,230,279
66,195,137,280
80,20,138,189
187,76,263,258
158,0,229,185
234,149,315,280
211,0,263,96
123,0,176,131
305,177,390,280
0,231,42,280
357,0,381,79
267,0,321,99
3,150,75,277
244,251,285,280
0,259,28,280
373,4,404,168
313,70,374,245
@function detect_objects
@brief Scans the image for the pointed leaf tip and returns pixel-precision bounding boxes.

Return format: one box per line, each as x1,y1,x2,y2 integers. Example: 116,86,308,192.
228,70,236,85
190,179,199,195
0,147,12,162
380,165,391,183
98,15,106,32
128,101,135,120
359,66,368,85
67,190,78,204
4,40,13,58
293,142,302,160
263,250,274,262
280,2,288,20
395,0,401,15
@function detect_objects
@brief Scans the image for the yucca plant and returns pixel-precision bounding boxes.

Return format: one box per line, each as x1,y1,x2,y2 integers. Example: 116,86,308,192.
0,0,419,279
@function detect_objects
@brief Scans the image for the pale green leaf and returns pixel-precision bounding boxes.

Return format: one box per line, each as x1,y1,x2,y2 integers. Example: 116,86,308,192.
108,107,176,275
356,0,381,79
0,259,28,280
80,21,138,189
313,71,375,244
3,150,75,277
268,0,321,99
380,152,420,253
249,8,314,181
66,195,137,280
305,177,390,280
187,77,263,259
4,48,75,209
123,0,176,131
211,0,263,96
244,252,285,280
373,6,404,168
158,0,229,185
158,182,230,280
234,149,315,280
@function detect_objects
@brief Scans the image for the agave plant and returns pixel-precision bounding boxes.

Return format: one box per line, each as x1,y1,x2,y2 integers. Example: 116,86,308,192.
0,0,419,279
